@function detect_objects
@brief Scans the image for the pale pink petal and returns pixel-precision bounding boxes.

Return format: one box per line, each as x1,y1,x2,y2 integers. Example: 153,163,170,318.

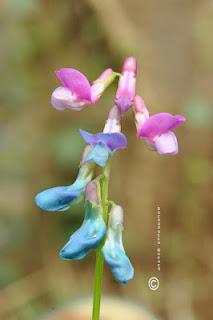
51,87,73,110
154,131,178,155
51,87,86,111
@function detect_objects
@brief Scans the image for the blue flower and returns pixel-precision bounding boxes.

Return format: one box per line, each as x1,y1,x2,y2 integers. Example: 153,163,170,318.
80,129,127,167
102,205,134,284
35,162,94,212
60,200,106,260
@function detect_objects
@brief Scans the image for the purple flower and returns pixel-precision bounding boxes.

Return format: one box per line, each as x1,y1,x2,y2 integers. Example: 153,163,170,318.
80,129,127,167
115,57,137,114
134,96,185,155
51,68,116,111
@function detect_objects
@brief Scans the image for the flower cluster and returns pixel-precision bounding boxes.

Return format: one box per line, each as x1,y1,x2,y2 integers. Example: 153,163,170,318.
35,57,185,285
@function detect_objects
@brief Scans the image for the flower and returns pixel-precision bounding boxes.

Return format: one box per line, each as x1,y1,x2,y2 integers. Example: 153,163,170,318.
60,180,106,260
80,129,127,167
51,68,116,111
35,146,95,211
102,204,134,284
115,56,137,114
79,104,126,167
133,95,186,155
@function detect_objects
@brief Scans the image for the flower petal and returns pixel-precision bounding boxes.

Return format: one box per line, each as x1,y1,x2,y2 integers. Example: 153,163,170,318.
55,68,91,101
35,164,95,212
51,87,75,110
116,94,134,114
35,186,81,212
102,205,134,284
139,113,186,138
103,104,121,134
115,57,137,114
154,131,178,155
86,143,111,167
59,201,106,260
102,243,134,284
80,129,127,152
79,129,99,145
96,132,127,151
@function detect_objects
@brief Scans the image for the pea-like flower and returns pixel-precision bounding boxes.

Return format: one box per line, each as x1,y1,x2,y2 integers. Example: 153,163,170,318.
115,56,137,114
102,204,134,284
35,146,95,211
51,68,116,111
80,129,127,167
79,104,126,167
60,180,106,260
133,95,186,155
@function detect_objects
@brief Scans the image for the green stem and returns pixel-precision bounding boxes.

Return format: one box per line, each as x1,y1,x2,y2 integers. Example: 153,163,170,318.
92,158,111,320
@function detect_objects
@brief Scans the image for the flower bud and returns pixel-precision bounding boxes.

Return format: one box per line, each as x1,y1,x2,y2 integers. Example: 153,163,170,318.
110,204,124,226
133,95,149,135
115,57,137,114
91,68,117,103
103,104,121,133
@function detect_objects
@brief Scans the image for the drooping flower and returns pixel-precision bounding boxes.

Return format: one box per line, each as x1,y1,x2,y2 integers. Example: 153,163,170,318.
102,204,134,284
115,56,137,114
35,146,95,211
133,95,186,155
60,179,106,260
51,68,116,111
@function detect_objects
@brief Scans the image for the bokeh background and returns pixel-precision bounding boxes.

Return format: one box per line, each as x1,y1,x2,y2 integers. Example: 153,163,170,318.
0,0,213,319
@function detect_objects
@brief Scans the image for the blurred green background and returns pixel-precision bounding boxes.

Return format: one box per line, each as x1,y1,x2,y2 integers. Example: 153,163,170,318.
0,1,212,319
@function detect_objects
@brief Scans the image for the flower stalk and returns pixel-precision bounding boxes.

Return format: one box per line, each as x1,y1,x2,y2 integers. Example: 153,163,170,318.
92,157,111,320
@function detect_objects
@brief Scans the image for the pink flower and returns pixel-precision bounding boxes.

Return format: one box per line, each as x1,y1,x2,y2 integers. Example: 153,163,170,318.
115,57,137,114
51,68,116,111
103,104,122,134
133,96,185,155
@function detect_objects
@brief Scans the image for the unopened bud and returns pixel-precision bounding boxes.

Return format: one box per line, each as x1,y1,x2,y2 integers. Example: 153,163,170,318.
115,57,137,114
122,56,137,73
91,68,117,103
133,95,149,135
103,104,121,133
110,205,124,226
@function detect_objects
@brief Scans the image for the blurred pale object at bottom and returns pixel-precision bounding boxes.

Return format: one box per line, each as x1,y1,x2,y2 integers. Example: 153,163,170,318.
42,296,158,320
